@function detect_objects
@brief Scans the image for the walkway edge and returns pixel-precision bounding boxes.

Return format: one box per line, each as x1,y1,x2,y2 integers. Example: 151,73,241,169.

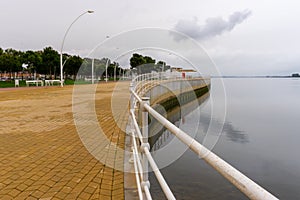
124,117,139,200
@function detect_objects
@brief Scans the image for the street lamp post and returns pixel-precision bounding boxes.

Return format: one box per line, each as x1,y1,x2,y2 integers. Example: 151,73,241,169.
105,59,109,82
92,58,95,84
114,65,117,81
60,10,94,87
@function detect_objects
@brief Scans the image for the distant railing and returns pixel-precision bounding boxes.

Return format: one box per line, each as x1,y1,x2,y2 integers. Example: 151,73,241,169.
129,72,278,200
132,71,209,98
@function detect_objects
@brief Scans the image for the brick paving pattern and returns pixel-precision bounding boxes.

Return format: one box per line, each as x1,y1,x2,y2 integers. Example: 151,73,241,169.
0,82,130,200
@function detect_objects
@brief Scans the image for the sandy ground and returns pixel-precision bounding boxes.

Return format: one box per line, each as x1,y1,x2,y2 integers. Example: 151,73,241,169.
0,86,75,134
0,82,130,200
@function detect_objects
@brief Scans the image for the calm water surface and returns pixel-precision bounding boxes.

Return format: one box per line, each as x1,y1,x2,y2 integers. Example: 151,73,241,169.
149,78,300,199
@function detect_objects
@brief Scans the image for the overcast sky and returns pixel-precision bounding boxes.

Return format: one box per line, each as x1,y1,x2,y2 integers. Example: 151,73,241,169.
1,0,300,75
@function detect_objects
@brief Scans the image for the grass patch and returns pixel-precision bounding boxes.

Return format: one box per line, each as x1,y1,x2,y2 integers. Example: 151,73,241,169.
0,80,27,88
0,78,123,88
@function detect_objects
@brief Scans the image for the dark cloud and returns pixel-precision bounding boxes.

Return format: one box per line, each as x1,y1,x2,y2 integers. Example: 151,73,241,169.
172,10,252,41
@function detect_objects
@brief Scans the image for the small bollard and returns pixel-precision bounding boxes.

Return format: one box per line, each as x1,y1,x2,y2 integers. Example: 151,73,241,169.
15,79,19,87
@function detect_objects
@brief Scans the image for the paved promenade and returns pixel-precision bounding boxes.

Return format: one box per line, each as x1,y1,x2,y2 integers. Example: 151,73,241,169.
0,82,130,200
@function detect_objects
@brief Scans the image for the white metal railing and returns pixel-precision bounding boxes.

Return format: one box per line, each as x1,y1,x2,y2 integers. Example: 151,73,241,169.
129,72,278,200
132,71,210,98
129,85,176,200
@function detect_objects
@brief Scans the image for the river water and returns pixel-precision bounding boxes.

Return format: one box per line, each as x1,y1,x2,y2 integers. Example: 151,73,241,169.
149,78,300,199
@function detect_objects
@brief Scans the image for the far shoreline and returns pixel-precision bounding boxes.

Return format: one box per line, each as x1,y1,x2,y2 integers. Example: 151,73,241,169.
211,75,300,78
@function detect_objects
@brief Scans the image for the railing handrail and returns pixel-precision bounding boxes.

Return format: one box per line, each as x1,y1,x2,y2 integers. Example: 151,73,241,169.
130,109,176,200
129,72,278,200
132,71,210,97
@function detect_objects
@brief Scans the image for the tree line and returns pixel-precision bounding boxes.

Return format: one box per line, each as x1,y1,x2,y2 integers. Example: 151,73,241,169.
0,47,171,80
0,46,124,80
129,53,170,74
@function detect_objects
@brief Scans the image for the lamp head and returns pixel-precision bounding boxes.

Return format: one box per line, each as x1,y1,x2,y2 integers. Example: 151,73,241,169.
87,10,94,13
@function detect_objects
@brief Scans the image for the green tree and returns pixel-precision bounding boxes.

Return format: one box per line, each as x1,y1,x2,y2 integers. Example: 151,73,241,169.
1,49,23,78
41,47,59,78
79,58,92,76
64,55,83,80
0,50,6,74
129,53,155,74
144,56,155,64
94,58,110,79
130,53,145,69
156,61,170,72
95,58,106,77
130,53,172,74
21,50,42,74
107,62,120,78
76,58,120,80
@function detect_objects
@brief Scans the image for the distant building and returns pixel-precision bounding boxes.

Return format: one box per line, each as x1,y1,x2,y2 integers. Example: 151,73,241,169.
170,67,182,72
170,67,196,73
292,73,300,77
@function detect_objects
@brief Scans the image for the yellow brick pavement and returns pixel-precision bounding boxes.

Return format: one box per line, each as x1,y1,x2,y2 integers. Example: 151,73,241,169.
0,82,130,200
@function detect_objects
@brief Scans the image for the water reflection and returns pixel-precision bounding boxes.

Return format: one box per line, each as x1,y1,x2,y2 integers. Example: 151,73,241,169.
149,92,209,149
223,122,248,143
198,114,249,144
151,101,248,152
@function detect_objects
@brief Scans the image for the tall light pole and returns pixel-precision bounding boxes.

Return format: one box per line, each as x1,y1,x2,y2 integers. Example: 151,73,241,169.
92,58,95,84
114,64,117,81
60,10,94,87
105,58,109,82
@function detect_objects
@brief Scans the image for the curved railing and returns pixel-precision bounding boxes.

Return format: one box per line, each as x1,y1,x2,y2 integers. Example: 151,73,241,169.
129,72,278,200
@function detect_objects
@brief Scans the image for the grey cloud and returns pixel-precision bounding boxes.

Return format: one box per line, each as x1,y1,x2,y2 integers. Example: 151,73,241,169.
172,10,252,41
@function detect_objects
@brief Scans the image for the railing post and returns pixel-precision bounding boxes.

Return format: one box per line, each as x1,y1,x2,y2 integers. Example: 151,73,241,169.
141,96,150,192
129,83,135,164
130,83,134,110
